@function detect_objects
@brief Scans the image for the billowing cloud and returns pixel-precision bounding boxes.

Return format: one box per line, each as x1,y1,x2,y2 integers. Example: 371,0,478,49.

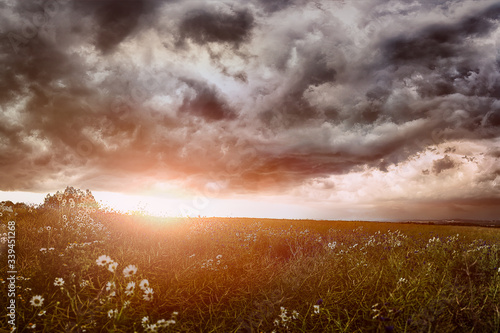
0,0,499,219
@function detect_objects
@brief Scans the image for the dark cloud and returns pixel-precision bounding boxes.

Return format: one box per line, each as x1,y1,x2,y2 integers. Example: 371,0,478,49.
0,0,499,219
260,52,337,127
485,108,500,127
72,0,168,53
0,35,78,105
376,2,500,121
488,149,500,158
477,169,500,183
178,8,254,47
178,79,237,121
256,0,295,13
432,155,458,175
384,3,500,66
444,147,456,154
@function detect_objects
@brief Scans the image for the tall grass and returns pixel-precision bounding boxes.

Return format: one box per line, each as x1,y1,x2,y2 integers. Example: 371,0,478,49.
1,203,499,332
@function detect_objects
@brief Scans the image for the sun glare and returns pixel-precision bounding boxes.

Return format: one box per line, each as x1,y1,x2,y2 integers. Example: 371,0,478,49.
93,191,187,217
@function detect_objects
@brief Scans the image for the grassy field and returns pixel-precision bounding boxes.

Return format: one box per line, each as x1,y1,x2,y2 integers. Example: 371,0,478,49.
1,202,500,332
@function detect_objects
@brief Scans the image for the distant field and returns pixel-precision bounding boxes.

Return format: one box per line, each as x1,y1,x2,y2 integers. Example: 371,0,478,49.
1,205,500,332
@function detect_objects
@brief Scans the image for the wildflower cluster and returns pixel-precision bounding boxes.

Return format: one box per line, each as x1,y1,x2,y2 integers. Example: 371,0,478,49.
200,254,227,271
39,247,56,253
327,241,337,250
236,231,258,245
0,202,14,214
96,255,118,272
140,280,154,301
141,312,178,332
397,277,408,285
272,306,300,330
427,236,441,247
59,210,108,242
466,239,494,253
95,255,154,302
65,240,101,251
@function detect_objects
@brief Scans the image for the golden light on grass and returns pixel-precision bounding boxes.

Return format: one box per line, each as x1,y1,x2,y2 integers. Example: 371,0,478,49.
4,198,500,331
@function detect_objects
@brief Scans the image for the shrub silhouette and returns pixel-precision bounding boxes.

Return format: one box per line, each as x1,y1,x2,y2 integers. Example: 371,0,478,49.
42,186,98,210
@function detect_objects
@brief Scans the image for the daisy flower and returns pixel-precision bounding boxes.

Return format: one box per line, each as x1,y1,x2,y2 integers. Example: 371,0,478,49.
125,281,135,296
108,261,118,273
313,305,320,314
143,287,154,301
122,264,138,278
144,324,158,333
30,295,44,307
38,310,46,316
106,281,116,292
139,279,149,290
96,255,112,266
80,280,90,288
107,309,118,319
54,277,64,287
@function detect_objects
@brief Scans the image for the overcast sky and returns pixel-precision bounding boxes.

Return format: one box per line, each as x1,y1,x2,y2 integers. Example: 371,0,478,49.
1,0,499,220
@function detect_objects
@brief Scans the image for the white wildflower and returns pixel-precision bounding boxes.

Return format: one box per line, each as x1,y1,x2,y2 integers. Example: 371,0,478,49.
96,255,112,266
122,264,138,278
54,277,65,287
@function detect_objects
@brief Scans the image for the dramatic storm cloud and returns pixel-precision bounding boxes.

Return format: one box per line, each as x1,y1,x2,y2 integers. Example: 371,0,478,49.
0,0,499,219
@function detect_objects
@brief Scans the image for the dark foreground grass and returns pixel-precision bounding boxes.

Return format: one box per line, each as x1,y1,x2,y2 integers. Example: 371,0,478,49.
1,204,500,332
